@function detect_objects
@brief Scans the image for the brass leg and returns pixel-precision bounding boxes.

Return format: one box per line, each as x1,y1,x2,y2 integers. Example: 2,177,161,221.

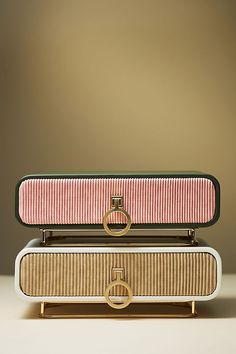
40,302,45,317
40,230,46,246
191,301,197,316
40,230,53,246
188,229,198,246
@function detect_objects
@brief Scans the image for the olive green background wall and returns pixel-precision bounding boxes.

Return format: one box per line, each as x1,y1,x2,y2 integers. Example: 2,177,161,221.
1,0,236,274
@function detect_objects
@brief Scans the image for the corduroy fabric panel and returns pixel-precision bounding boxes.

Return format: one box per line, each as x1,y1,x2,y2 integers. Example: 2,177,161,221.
18,178,216,225
20,252,217,297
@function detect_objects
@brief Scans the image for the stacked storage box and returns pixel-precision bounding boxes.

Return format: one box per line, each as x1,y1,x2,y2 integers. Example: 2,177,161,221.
15,172,221,317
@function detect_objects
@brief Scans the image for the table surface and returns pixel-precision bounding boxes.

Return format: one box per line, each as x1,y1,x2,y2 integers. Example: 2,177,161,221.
0,274,236,354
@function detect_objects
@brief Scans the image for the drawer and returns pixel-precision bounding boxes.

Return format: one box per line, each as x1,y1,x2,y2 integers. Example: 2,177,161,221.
15,172,220,234
15,240,221,308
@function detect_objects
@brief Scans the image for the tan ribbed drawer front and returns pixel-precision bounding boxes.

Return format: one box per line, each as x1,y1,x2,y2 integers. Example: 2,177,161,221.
20,252,217,297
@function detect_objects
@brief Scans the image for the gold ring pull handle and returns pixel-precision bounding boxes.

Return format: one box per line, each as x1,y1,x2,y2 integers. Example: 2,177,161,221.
102,196,131,237
104,268,133,309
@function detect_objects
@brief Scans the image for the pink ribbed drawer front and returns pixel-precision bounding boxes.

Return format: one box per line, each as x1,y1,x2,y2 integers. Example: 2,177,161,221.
17,176,218,226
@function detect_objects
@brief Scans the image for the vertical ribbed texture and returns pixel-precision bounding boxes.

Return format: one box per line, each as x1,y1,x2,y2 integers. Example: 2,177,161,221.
18,177,216,225
20,252,217,297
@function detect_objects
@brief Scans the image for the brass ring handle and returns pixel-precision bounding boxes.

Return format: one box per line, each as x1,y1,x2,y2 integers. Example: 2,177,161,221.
102,196,131,237
104,279,133,309
103,209,131,237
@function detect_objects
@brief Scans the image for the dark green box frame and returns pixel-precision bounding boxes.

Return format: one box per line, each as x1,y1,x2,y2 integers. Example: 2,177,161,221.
15,172,220,229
